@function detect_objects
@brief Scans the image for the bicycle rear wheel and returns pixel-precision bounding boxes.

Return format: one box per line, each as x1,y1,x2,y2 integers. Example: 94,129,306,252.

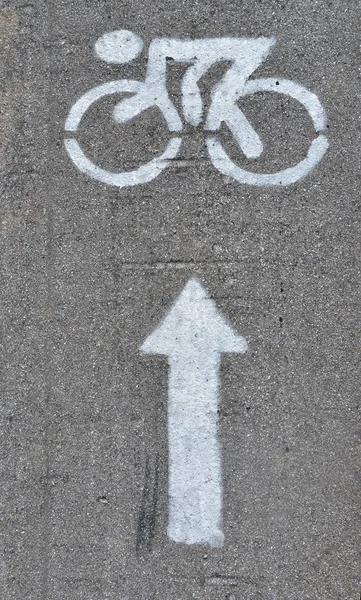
206,77,329,186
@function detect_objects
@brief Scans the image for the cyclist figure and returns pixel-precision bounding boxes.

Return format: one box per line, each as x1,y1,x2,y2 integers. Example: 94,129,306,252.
65,30,328,188
112,34,275,158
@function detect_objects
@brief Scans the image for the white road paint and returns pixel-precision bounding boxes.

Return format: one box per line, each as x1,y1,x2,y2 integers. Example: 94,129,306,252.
64,137,182,188
65,31,328,188
207,134,329,186
141,278,248,547
94,30,143,64
64,79,181,188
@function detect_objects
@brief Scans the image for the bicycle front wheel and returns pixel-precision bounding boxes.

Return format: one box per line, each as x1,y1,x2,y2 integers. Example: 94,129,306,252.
64,80,182,188
206,77,329,187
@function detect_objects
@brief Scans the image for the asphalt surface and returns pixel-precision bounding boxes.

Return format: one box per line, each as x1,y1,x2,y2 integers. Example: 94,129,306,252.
0,1,360,599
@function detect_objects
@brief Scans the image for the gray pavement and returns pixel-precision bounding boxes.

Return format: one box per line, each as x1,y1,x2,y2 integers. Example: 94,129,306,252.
0,0,360,598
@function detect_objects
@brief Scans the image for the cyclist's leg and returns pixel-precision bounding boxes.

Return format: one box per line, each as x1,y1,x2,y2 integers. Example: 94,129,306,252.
212,102,264,159
205,66,263,159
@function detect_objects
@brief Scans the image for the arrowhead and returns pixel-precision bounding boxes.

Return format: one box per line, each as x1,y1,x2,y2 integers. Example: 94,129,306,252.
141,277,248,356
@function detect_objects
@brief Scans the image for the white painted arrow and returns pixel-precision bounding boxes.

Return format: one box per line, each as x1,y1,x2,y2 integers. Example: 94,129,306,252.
141,278,248,547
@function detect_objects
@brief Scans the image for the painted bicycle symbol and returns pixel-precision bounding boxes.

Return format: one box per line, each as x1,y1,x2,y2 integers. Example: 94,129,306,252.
64,31,329,188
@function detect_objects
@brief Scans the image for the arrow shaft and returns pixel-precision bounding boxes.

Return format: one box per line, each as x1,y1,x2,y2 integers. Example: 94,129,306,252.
167,352,224,547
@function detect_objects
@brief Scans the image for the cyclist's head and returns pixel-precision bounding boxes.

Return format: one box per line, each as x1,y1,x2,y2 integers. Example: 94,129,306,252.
95,30,143,64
